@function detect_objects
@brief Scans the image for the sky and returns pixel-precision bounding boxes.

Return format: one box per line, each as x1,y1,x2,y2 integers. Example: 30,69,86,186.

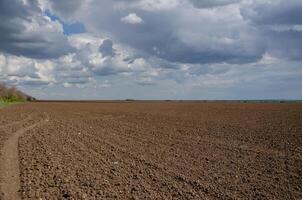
0,0,301,100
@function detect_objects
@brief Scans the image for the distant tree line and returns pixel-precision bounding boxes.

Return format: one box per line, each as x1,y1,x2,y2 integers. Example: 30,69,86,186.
0,82,35,102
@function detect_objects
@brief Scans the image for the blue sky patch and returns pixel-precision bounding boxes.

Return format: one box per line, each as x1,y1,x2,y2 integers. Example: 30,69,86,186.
45,10,85,35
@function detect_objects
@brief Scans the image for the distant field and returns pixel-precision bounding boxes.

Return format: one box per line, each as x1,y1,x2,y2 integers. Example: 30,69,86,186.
0,102,302,199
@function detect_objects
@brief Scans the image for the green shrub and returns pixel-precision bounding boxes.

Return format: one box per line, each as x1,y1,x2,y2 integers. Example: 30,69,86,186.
0,82,31,104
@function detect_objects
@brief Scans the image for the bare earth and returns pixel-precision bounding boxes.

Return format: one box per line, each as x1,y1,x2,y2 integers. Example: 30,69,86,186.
0,102,301,199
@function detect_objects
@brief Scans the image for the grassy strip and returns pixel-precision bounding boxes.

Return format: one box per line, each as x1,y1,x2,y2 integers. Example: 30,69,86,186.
0,101,5,108
0,98,27,109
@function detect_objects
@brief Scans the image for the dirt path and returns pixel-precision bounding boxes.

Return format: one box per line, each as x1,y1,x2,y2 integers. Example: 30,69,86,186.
0,120,46,200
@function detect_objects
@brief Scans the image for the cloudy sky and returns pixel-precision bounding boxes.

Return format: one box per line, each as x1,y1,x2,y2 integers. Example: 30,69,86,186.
0,0,301,100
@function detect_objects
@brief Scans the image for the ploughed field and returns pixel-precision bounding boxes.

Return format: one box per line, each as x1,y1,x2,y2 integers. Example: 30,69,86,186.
0,102,302,199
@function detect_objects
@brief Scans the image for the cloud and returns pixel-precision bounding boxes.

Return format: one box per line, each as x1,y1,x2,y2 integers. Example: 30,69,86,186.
1,0,302,100
74,0,265,64
240,0,302,26
136,77,157,86
46,0,86,20
0,54,56,86
189,0,241,8
0,0,74,59
240,0,302,60
0,33,159,86
99,39,116,57
114,0,183,11
121,13,144,24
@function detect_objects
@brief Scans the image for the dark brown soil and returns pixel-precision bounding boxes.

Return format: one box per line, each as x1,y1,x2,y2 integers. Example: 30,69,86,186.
0,102,302,199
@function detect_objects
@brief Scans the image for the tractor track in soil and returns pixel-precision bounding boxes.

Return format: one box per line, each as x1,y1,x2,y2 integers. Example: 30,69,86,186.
0,112,48,200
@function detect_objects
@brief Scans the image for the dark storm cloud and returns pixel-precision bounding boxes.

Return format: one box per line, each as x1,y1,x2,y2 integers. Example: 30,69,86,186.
47,0,85,20
189,0,241,8
1,0,301,65
16,79,50,86
264,30,302,61
81,0,264,65
160,43,263,64
0,0,38,18
188,65,230,76
241,0,302,25
0,0,74,59
241,0,302,60
99,39,116,57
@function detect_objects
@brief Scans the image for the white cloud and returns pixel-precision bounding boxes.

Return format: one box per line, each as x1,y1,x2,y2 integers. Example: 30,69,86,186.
63,82,73,88
0,32,163,89
121,13,144,24
0,54,55,86
68,33,103,50
257,53,279,65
